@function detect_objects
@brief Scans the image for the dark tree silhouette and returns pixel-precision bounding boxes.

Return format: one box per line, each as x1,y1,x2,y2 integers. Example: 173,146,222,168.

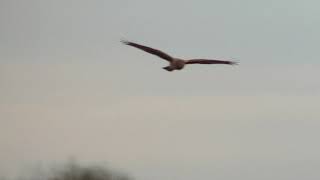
8,161,131,180
48,162,130,180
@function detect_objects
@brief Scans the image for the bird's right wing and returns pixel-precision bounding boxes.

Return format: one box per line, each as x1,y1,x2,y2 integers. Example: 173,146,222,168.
186,59,238,65
121,40,173,62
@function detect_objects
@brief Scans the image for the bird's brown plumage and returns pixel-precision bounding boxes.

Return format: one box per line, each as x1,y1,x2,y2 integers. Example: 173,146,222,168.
121,40,238,71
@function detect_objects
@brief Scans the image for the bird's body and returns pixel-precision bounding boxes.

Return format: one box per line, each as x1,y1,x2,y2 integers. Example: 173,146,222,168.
164,58,185,71
121,40,237,71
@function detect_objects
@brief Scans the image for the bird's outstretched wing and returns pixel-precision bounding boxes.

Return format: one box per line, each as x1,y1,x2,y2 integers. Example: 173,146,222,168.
121,40,173,62
186,59,238,65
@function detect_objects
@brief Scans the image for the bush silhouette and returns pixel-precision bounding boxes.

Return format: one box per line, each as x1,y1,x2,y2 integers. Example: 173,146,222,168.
48,162,130,180
11,161,131,180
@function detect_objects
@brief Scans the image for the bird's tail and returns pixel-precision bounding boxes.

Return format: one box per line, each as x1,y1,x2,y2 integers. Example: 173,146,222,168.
163,66,174,72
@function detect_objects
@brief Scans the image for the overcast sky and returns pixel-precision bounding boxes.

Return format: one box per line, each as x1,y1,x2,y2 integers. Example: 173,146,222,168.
1,0,320,180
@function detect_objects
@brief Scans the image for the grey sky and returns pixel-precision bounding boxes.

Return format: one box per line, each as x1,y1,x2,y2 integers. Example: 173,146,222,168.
1,0,320,180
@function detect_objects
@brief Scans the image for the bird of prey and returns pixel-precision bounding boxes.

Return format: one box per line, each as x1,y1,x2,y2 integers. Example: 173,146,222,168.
121,40,238,72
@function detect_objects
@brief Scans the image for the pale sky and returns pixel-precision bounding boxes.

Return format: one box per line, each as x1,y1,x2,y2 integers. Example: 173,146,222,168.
1,0,320,180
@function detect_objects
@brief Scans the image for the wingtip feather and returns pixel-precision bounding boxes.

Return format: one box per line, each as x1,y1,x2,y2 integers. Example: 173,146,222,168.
229,61,239,65
120,39,130,45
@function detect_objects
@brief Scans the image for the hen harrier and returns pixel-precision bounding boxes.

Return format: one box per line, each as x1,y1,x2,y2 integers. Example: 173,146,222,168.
121,40,237,71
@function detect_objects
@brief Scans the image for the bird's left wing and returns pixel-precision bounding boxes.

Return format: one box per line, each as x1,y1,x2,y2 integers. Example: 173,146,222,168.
186,59,238,65
121,40,174,62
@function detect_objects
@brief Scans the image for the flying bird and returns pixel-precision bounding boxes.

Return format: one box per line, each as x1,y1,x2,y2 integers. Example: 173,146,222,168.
121,40,238,72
